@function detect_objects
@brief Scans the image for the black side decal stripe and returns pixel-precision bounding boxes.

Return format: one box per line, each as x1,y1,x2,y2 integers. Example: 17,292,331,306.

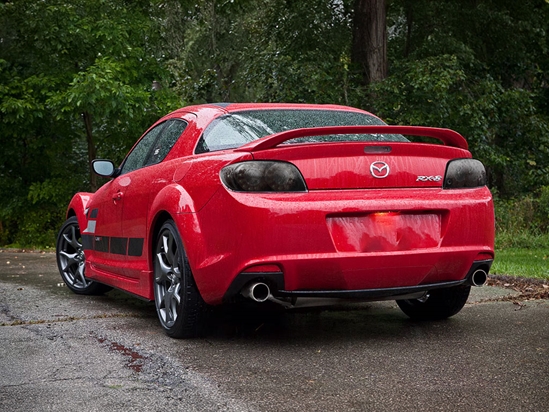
95,236,109,253
128,238,144,257
110,237,127,255
82,235,144,257
82,235,94,251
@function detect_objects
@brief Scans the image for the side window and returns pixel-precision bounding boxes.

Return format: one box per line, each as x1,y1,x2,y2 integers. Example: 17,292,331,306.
145,120,187,166
121,124,163,174
121,120,187,174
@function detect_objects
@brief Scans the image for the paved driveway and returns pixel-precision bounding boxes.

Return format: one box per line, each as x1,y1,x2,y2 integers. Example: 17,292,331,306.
1,251,548,411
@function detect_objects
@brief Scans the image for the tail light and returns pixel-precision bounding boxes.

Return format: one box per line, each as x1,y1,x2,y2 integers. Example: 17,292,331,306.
443,159,486,189
221,161,307,192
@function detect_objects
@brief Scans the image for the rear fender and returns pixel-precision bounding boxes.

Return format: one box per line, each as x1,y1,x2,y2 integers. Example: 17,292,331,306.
149,184,201,217
147,184,211,262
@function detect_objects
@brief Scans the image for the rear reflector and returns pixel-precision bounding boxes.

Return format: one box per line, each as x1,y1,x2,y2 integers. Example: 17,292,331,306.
242,264,282,273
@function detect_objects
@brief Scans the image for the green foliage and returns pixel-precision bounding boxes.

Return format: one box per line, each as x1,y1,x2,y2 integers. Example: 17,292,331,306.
494,188,549,249
0,0,180,247
373,0,549,197
162,0,360,105
239,0,358,104
51,57,149,117
161,0,255,102
491,248,549,280
1,0,549,247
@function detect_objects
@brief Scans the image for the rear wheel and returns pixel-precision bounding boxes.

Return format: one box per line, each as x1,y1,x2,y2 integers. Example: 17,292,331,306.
396,285,471,320
56,216,112,295
153,220,206,338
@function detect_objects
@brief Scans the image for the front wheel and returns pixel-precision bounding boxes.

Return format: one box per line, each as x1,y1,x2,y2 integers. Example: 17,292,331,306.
396,285,471,320
153,220,206,338
56,216,112,295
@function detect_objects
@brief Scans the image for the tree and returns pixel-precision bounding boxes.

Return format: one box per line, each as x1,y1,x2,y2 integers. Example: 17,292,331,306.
352,0,388,86
159,0,254,103
1,0,548,246
373,0,549,196
0,0,179,245
160,0,361,105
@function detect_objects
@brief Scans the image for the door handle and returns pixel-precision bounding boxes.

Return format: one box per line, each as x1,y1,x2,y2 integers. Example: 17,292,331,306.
112,192,123,203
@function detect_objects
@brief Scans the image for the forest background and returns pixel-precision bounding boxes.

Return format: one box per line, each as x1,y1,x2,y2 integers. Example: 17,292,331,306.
1,0,549,253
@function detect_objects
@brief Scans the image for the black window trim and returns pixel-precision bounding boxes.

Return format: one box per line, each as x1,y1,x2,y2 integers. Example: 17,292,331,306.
120,118,188,174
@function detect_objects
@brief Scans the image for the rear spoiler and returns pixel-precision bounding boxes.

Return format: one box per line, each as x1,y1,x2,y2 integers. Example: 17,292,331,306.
234,125,468,152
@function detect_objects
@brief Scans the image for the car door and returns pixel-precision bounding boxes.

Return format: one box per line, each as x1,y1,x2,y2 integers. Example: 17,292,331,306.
117,119,188,279
85,123,166,277
84,173,126,276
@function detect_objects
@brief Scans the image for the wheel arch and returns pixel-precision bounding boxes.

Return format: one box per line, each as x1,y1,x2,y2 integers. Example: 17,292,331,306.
148,210,173,269
66,193,93,232
147,184,199,256
148,210,200,270
147,183,216,301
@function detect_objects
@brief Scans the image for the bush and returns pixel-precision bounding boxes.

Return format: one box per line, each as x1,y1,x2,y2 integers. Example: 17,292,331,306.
494,188,549,249
15,208,62,248
0,177,78,249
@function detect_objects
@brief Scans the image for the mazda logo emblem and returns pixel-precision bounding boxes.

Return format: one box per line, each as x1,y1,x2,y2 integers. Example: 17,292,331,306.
370,161,390,178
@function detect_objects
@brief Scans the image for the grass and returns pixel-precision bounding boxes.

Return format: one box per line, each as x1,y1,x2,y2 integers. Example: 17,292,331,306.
492,248,549,280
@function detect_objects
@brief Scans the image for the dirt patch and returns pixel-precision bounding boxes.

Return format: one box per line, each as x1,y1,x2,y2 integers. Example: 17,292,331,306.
487,274,549,301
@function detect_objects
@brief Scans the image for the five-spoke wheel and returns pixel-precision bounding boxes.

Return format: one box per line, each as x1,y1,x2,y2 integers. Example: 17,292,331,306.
154,220,206,338
56,216,111,295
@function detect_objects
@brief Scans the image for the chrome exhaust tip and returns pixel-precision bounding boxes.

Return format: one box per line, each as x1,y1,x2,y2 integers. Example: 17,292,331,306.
470,269,488,287
241,282,271,302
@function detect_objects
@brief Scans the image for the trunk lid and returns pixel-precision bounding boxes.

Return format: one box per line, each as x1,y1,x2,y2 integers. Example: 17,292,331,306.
251,141,470,189
239,125,471,189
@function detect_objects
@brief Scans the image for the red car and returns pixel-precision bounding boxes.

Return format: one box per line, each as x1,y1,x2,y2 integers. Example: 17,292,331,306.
56,103,494,338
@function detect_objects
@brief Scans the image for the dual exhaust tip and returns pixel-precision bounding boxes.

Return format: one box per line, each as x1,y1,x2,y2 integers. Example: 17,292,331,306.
241,268,489,303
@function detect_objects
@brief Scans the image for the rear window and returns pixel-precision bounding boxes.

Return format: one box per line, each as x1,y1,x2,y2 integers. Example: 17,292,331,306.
196,110,408,153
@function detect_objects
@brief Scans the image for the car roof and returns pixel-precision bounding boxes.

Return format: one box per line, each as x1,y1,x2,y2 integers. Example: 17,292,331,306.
167,102,374,119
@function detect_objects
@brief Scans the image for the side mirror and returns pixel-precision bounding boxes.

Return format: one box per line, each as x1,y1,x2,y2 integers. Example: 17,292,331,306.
91,159,119,177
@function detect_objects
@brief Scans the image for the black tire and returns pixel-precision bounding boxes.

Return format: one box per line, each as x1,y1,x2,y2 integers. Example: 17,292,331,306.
153,220,207,338
396,285,471,320
56,216,112,295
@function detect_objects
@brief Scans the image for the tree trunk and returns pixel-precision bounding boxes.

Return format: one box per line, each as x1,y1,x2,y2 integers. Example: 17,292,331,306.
404,0,413,58
82,111,97,191
351,0,387,86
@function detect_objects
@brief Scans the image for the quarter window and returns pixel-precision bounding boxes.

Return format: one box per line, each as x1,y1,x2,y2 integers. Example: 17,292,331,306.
145,120,187,166
121,120,187,174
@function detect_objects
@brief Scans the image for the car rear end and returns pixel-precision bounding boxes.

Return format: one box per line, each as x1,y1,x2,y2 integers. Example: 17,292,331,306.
182,129,494,305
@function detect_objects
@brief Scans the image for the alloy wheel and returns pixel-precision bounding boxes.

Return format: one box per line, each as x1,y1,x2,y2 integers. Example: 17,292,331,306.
154,227,183,328
57,218,92,290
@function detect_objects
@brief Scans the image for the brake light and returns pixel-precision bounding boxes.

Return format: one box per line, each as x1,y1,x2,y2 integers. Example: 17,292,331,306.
443,159,486,189
220,161,307,192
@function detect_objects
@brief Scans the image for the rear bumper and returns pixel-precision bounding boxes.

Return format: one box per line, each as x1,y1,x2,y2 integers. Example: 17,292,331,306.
224,258,493,302
177,187,494,305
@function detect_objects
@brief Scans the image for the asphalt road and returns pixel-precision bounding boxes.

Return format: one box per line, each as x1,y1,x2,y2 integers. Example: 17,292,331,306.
0,250,548,411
